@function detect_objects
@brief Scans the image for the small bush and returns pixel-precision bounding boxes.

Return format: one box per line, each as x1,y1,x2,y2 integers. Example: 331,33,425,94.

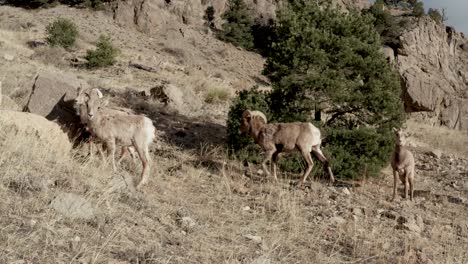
204,6,215,28
204,88,230,104
217,0,254,49
46,17,79,48
412,1,425,17
85,35,120,68
428,8,444,24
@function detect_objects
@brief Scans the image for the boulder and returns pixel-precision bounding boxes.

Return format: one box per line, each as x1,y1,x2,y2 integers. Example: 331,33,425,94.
0,110,72,157
150,82,201,115
23,71,88,141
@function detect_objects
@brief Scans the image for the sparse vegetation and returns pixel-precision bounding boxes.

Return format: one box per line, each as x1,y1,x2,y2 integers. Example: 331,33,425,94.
204,87,230,104
203,5,215,28
428,8,446,24
365,0,409,50
45,17,79,48
85,35,120,68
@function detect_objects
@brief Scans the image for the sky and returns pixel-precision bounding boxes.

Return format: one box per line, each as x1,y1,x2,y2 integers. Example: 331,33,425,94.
368,0,468,34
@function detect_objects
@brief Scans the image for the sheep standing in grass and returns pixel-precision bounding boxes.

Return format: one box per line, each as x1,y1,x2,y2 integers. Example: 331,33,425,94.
76,88,155,189
75,92,137,164
390,127,415,201
239,110,334,185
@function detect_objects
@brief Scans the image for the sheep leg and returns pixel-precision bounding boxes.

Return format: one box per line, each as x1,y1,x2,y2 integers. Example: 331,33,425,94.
135,143,150,190
262,148,275,179
403,173,409,199
116,147,128,165
311,146,335,184
271,151,280,182
300,149,314,185
392,169,398,201
409,170,414,201
105,139,117,172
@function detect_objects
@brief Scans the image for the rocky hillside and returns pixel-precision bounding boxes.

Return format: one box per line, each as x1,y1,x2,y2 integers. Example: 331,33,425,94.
0,1,467,263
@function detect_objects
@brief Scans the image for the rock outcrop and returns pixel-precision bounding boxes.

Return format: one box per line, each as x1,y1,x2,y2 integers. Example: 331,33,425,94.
396,17,468,131
22,71,89,141
111,0,369,34
0,110,72,157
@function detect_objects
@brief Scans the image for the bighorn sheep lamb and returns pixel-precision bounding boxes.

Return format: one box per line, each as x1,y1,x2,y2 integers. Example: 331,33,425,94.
76,88,155,189
239,110,335,185
390,127,415,201
75,90,137,164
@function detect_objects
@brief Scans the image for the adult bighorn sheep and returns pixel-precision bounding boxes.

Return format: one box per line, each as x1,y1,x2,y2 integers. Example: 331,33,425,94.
390,127,415,201
76,88,156,189
239,110,335,185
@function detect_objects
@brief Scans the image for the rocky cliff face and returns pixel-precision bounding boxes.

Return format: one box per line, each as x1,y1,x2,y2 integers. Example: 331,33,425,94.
111,0,370,34
395,17,468,131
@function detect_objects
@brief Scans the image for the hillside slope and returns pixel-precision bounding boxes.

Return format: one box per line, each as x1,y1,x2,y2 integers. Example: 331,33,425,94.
0,3,467,264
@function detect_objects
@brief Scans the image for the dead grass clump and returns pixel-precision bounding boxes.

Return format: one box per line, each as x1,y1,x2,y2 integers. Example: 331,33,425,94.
31,46,69,67
406,119,468,157
204,87,230,103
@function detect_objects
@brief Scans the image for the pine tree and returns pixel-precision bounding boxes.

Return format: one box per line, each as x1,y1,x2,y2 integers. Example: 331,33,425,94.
217,0,254,49
228,1,404,179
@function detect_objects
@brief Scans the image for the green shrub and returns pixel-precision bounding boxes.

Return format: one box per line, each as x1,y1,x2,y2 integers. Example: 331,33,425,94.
46,17,79,48
412,1,425,17
428,8,444,24
85,35,120,68
365,0,408,50
217,0,254,49
204,5,215,27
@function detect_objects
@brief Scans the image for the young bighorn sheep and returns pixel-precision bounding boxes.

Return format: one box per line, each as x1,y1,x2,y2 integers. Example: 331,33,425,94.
239,110,335,185
390,127,415,201
75,90,137,163
77,88,155,189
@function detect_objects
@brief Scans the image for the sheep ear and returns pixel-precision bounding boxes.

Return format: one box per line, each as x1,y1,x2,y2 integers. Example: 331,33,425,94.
392,127,398,133
93,88,103,98
100,99,109,107
242,110,251,119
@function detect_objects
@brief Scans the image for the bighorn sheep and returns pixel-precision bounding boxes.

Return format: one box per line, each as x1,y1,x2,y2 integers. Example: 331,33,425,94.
75,90,137,163
76,88,155,189
390,127,415,201
239,110,335,185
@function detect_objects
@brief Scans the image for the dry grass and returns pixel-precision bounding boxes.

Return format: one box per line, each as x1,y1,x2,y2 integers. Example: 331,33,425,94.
1,126,467,263
406,119,468,157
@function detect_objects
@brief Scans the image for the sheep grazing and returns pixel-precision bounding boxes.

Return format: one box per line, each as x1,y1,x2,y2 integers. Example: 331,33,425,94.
239,110,335,185
390,127,415,201
76,88,156,189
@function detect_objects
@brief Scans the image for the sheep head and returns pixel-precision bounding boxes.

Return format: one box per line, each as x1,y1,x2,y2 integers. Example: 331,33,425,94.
392,127,407,146
86,88,103,120
239,110,267,136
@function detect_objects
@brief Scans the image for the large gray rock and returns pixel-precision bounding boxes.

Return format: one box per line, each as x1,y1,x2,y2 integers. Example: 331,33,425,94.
396,17,468,131
23,71,88,140
0,110,72,157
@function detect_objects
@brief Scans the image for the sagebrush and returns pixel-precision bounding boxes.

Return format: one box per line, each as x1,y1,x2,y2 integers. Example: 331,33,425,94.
46,17,79,48
85,35,120,68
